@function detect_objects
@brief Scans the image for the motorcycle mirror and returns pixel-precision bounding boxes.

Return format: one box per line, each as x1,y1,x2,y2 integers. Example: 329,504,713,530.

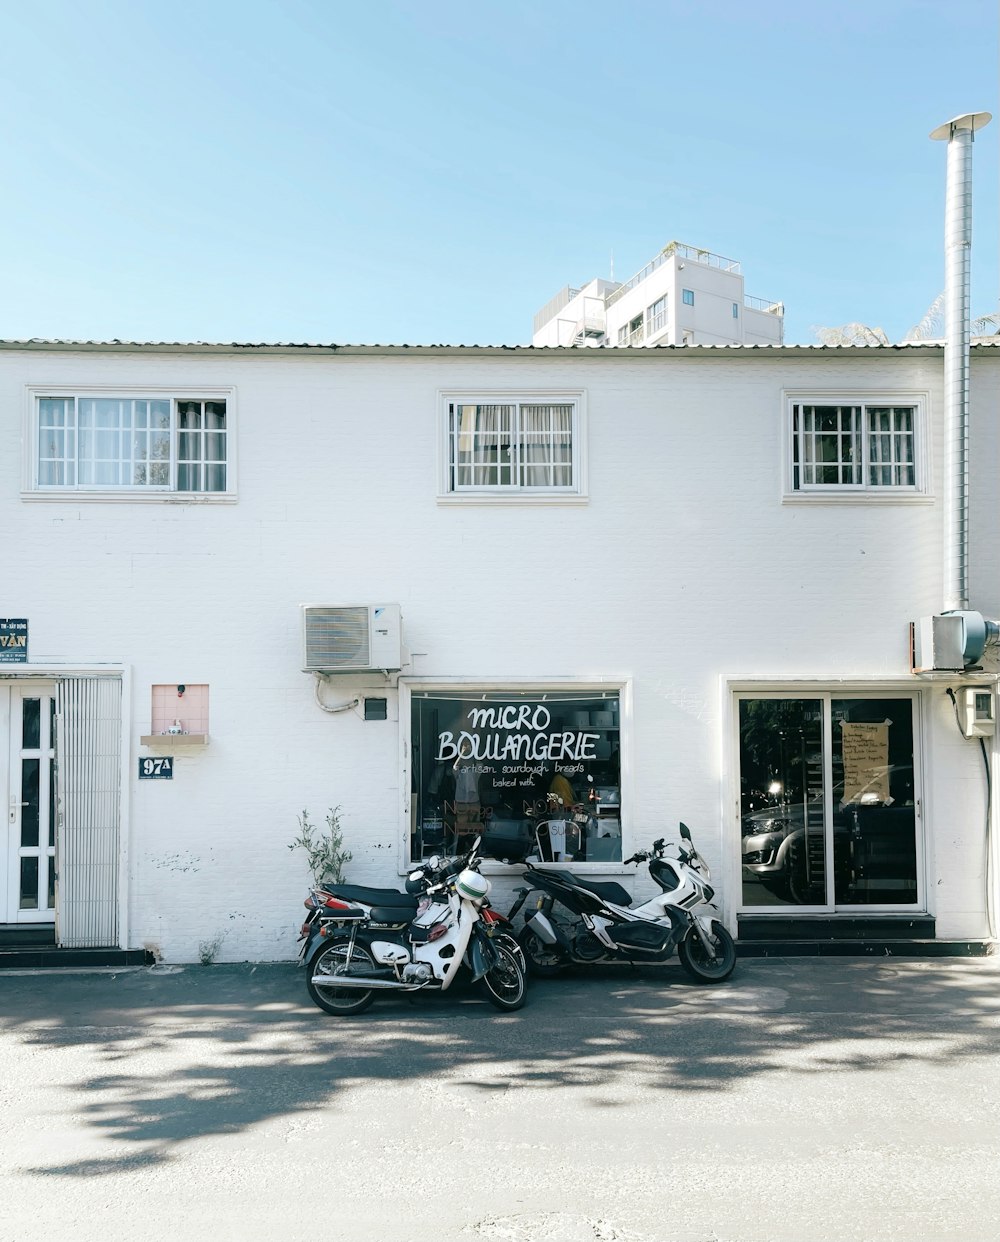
679,822,692,841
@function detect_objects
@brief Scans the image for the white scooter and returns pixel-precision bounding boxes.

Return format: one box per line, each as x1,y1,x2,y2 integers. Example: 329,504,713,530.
510,822,736,984
305,838,527,1015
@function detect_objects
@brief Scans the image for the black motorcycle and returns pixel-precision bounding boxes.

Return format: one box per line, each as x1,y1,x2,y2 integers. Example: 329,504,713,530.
507,824,736,984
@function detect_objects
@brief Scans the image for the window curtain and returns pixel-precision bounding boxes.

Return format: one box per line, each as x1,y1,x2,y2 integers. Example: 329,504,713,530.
453,404,512,487
519,403,573,487
868,407,914,487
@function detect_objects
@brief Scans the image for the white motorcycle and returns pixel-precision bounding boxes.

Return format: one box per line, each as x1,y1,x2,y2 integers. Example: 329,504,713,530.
510,822,737,984
305,838,527,1016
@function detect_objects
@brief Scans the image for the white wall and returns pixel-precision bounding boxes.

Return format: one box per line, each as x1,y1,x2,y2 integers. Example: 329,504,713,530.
742,305,784,345
603,257,783,347
2,343,995,958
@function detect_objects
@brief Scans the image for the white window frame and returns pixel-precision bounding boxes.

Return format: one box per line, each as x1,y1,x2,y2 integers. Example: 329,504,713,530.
22,386,237,503
783,390,930,503
438,390,588,505
647,294,668,336
400,678,633,874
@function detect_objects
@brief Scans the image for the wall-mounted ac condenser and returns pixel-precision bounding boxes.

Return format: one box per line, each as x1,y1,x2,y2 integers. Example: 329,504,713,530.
301,604,402,673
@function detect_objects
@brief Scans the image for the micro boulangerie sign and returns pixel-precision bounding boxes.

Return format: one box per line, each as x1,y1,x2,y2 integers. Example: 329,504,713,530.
0,618,28,663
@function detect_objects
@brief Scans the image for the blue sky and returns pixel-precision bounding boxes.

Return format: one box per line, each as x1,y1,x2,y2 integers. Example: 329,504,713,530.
0,0,996,346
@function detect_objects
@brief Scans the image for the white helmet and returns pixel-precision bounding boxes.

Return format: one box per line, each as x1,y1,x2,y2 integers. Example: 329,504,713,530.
455,869,490,904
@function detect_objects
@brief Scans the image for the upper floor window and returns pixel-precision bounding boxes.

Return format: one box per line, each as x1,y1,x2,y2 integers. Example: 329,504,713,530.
647,295,668,335
789,398,923,494
732,302,740,318
29,390,233,496
682,289,695,306
443,395,583,498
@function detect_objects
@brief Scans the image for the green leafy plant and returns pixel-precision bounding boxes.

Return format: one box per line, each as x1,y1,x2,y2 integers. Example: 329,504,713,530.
198,931,225,965
290,806,352,885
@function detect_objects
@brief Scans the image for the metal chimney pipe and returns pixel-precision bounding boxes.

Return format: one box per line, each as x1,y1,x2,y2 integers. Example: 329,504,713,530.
930,112,992,612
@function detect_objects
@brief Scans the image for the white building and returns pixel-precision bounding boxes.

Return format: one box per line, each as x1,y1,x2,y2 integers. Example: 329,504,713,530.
1,337,998,964
532,241,784,348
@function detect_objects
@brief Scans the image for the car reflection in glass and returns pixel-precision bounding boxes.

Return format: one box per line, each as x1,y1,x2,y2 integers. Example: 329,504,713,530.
741,765,916,905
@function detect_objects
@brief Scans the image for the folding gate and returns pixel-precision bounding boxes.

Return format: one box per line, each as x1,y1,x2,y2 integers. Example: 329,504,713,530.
55,676,123,948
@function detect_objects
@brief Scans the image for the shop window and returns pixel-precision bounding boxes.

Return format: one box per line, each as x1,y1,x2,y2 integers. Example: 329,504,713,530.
442,395,583,497
409,689,622,864
788,398,923,493
738,694,918,909
27,390,234,497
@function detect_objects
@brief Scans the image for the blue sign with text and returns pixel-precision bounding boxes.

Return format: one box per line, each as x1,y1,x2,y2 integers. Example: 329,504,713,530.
0,619,28,663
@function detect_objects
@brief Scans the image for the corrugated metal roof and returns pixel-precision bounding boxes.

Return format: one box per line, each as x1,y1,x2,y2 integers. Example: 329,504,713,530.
1,337,998,356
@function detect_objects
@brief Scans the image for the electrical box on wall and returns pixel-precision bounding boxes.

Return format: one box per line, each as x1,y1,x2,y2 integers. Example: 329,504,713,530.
960,686,996,738
302,604,402,673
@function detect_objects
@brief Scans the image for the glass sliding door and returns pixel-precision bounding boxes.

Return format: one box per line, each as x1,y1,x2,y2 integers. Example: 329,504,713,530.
739,694,919,911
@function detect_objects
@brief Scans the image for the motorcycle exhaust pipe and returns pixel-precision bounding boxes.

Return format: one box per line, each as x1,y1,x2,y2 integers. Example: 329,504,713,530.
310,974,428,991
526,910,560,946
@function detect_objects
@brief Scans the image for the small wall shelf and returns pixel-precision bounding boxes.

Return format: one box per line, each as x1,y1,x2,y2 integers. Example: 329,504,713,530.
141,733,209,747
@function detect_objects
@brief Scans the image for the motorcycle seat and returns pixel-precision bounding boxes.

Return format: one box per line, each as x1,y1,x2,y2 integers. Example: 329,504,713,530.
546,870,632,907
369,905,418,923
320,883,417,911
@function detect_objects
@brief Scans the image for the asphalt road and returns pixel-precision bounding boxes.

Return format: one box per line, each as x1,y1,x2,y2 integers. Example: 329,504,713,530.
2,954,1000,1242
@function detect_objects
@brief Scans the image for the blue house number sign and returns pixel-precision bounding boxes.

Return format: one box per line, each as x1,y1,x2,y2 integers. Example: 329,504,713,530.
139,756,174,780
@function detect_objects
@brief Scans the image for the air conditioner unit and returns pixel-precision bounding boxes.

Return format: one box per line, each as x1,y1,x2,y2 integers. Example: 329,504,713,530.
301,604,402,673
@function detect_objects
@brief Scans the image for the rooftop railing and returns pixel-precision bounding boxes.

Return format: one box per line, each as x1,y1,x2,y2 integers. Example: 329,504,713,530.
606,241,742,308
744,296,784,315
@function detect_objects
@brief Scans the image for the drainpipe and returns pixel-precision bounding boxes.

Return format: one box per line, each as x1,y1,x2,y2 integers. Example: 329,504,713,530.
931,112,997,942
930,111,991,612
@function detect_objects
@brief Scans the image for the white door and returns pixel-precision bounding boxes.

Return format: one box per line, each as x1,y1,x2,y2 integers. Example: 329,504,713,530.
3,685,57,925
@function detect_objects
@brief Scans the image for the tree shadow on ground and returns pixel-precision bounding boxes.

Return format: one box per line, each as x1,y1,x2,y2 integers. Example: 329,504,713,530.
3,954,1000,1177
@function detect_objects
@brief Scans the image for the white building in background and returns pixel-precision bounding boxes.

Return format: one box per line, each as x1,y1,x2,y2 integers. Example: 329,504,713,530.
532,241,784,348
2,337,1000,965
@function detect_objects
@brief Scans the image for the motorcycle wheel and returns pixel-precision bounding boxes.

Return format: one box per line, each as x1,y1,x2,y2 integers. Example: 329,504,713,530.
307,940,377,1015
517,927,565,977
479,944,527,1011
494,931,528,976
677,920,737,984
